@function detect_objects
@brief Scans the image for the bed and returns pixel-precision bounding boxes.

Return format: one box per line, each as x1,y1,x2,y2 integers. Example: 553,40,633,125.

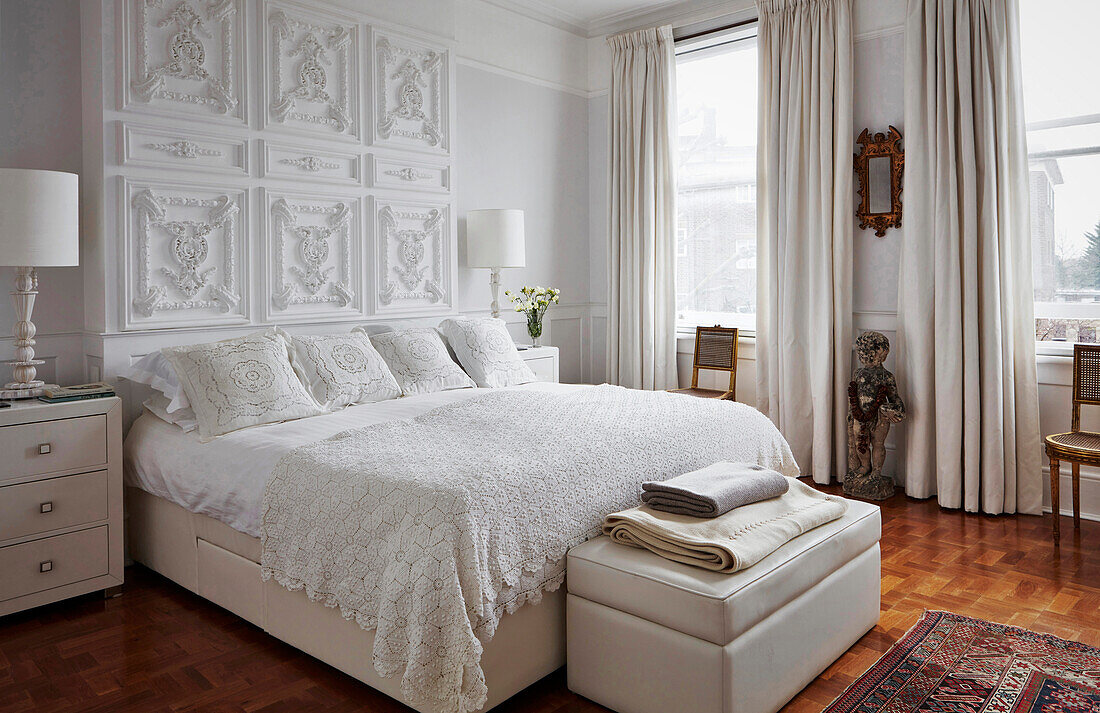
124,381,799,713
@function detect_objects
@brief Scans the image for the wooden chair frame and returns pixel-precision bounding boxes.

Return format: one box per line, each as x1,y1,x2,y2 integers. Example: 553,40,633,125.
670,326,739,400
1044,343,1100,543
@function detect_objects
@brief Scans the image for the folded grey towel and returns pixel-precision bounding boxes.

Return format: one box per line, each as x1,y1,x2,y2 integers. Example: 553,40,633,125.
641,462,790,517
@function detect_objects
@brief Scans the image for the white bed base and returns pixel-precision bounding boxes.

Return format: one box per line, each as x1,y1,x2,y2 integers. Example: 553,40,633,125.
126,487,565,712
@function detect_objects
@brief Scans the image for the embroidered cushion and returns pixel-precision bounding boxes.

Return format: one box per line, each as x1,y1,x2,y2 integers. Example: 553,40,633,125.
162,329,323,440
360,326,476,396
438,317,536,388
287,332,401,409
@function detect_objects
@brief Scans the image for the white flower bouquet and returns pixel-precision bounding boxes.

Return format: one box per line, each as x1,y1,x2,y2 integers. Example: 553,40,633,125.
505,285,560,346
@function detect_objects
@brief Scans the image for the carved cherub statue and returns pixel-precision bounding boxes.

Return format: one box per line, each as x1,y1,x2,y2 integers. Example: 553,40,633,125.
843,331,906,501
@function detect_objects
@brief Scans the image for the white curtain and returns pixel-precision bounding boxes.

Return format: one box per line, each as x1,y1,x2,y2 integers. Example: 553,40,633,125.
897,0,1042,514
756,0,854,483
606,26,678,391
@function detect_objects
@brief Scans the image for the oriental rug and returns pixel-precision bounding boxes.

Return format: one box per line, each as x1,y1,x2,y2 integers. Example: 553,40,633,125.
825,610,1100,713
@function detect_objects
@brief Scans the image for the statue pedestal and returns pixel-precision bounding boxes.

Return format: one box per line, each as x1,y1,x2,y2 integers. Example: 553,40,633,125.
843,471,896,501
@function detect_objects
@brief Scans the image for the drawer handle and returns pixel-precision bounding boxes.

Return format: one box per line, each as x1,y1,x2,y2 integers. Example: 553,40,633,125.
40,501,53,514
38,443,52,455
40,560,53,573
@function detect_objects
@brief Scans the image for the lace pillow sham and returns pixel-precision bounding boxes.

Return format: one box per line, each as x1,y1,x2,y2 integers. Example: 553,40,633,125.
438,317,536,388
287,332,401,409
162,329,324,440
360,327,476,396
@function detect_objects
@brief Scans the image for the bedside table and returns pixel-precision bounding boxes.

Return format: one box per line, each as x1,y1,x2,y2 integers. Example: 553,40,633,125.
0,397,123,616
519,345,559,383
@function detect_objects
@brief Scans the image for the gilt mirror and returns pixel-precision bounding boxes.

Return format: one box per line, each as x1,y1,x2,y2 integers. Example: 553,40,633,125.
854,126,904,237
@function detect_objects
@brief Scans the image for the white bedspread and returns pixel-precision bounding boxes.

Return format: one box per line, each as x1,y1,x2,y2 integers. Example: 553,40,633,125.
260,385,798,713
124,382,584,536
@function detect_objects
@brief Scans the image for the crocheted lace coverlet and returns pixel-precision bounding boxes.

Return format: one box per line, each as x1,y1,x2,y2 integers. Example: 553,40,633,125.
260,385,798,713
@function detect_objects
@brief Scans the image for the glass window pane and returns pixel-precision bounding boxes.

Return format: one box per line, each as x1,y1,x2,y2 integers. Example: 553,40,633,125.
675,35,757,331
1020,1,1100,124
1031,152,1100,341
1022,0,1100,343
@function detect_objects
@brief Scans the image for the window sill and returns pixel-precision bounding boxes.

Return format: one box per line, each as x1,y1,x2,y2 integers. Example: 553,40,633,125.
1036,341,1075,358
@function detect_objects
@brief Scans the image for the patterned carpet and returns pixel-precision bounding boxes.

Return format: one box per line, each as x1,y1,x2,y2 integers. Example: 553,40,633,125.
825,610,1100,713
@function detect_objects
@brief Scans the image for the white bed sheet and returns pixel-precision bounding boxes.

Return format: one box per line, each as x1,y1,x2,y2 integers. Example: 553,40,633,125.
124,382,585,537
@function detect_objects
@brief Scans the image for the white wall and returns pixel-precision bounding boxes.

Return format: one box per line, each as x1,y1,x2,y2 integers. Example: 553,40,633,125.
454,64,595,382
0,0,86,386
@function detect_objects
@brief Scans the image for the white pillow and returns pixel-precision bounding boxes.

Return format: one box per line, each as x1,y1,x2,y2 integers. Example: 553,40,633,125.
360,327,476,396
438,317,535,388
123,351,190,413
287,332,401,409
143,393,199,433
162,329,324,440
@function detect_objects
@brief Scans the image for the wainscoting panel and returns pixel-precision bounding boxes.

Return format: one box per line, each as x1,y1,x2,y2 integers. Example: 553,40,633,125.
122,179,250,330
122,0,247,124
261,0,362,141
261,190,364,322
260,141,362,185
120,123,249,176
370,197,453,315
370,27,453,155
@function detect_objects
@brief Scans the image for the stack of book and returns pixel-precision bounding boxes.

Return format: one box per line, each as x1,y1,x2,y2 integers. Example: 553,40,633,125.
39,382,116,404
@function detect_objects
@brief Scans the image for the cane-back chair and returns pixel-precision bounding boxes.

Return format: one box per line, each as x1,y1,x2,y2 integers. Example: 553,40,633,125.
1044,343,1100,543
669,326,739,401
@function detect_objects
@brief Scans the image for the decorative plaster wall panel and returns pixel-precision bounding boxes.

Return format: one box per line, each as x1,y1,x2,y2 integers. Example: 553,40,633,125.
263,2,360,140
120,122,249,175
371,28,451,154
260,140,361,185
368,154,450,193
124,0,246,122
124,181,249,329
264,191,362,321
372,198,451,313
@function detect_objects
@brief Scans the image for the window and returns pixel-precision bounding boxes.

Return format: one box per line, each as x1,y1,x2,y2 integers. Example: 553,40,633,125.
1020,1,1100,344
674,25,758,332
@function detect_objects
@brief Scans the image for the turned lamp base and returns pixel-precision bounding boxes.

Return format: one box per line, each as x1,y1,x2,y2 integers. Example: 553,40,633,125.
4,266,53,399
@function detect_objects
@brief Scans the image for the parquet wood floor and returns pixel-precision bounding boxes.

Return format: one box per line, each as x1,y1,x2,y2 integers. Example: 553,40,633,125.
2,482,1099,713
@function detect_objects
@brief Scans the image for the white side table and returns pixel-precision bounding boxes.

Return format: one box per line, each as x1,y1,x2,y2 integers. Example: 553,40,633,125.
0,396,124,615
518,345,559,383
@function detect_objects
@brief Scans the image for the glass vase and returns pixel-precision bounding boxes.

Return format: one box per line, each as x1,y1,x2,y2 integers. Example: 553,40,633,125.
526,313,544,347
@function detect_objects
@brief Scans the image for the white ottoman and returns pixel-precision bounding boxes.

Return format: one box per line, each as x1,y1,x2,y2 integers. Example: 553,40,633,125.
566,498,880,713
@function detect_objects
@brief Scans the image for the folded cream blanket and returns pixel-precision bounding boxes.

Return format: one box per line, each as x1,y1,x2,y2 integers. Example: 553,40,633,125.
641,461,789,517
604,478,848,573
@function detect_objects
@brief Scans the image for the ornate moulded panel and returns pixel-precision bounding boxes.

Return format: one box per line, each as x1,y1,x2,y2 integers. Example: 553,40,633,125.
370,28,452,155
124,0,246,123
368,153,450,194
263,190,362,321
120,122,249,176
372,197,452,314
124,180,249,330
263,1,360,141
260,140,361,185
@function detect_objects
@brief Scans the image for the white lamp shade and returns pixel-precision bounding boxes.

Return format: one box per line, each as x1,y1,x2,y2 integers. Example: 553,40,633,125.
0,168,80,267
466,209,526,268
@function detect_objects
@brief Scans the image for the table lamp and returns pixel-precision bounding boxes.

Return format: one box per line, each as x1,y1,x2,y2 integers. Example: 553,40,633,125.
0,169,80,399
466,209,525,319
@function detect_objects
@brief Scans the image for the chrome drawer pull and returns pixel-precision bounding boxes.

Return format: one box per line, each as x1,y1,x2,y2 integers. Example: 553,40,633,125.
39,560,53,573
40,501,53,514
38,443,52,455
